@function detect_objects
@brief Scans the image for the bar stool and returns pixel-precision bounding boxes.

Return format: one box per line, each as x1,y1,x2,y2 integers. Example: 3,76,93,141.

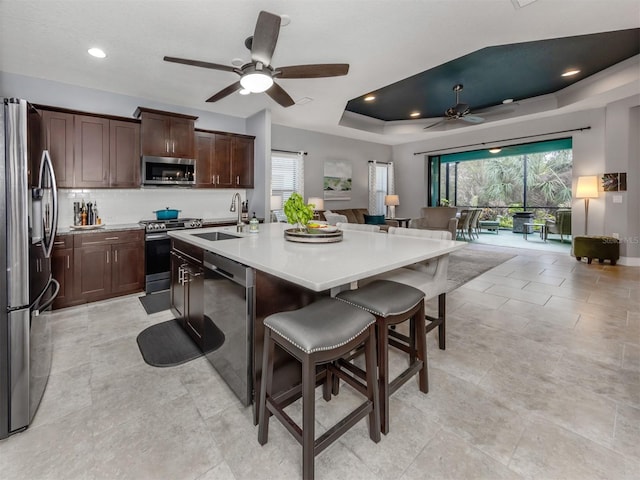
257,297,381,480
336,280,428,434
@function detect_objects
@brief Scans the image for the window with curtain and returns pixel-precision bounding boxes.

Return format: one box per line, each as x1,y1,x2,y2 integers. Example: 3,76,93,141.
271,151,304,208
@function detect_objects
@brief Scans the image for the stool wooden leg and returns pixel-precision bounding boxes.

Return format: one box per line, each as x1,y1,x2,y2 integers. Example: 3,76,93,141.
302,357,316,480
438,293,446,351
323,364,333,402
376,321,391,435
258,329,275,445
415,301,429,394
364,325,381,443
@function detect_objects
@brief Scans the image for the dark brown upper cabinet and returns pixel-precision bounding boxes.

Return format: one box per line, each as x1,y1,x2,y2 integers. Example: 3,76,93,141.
74,114,110,188
42,110,75,188
109,120,141,187
195,129,254,189
41,107,141,188
136,107,197,159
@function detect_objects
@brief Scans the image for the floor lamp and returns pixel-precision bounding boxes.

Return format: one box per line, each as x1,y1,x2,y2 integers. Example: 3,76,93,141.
575,175,599,235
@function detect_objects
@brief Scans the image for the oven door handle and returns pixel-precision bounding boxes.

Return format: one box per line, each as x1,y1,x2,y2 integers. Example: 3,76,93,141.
146,233,170,241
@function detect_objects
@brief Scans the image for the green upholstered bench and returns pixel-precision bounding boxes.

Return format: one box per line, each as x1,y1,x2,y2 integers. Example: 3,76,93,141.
573,236,620,265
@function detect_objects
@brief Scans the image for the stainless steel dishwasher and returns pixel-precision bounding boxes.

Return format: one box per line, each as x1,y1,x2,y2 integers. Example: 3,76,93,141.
202,251,255,406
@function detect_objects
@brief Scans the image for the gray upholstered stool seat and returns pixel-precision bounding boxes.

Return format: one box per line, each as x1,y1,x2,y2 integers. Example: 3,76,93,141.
336,280,428,434
264,298,375,354
337,279,425,317
258,297,381,480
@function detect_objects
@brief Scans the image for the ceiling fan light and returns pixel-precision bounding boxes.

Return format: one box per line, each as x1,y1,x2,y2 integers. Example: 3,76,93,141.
240,72,273,93
238,88,251,95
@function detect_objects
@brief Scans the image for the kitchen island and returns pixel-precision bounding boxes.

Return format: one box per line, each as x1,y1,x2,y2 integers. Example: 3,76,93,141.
168,223,466,416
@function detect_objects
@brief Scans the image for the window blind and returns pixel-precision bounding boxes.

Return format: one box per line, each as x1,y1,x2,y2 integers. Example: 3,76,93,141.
271,151,304,206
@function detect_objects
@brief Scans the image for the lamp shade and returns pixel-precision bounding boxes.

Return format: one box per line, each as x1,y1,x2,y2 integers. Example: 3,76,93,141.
384,195,400,206
270,195,282,210
576,176,599,198
307,197,324,211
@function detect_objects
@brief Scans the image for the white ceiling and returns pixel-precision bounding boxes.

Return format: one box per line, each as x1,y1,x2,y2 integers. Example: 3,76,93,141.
1,0,639,145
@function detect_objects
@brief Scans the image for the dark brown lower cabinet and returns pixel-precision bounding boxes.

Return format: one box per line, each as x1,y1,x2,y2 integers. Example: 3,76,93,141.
51,230,144,309
170,241,205,348
52,236,84,309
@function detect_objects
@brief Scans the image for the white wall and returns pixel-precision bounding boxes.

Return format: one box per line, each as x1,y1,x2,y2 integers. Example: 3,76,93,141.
246,109,271,220
271,125,392,210
392,96,640,261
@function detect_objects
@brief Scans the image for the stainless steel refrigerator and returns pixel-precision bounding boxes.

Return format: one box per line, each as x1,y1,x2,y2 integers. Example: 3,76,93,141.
1,98,59,439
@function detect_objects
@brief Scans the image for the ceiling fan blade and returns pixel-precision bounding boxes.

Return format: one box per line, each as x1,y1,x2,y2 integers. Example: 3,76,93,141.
424,118,447,130
206,81,242,102
251,11,281,66
276,64,350,79
461,115,485,124
454,103,470,116
164,56,237,73
266,82,295,107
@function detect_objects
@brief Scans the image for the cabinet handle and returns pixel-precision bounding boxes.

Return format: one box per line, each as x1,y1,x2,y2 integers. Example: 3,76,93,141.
114,250,118,263
106,251,110,264
236,175,239,185
105,236,119,240
165,140,169,153
217,175,220,184
54,241,65,246
172,141,176,153
67,256,70,269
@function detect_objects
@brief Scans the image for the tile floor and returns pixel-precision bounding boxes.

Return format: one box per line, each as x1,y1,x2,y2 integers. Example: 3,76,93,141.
1,243,638,480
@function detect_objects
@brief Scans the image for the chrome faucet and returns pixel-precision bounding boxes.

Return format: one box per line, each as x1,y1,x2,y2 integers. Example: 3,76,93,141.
230,192,244,231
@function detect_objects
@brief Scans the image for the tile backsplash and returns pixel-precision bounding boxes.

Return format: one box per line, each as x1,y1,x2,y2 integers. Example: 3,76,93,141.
59,188,247,226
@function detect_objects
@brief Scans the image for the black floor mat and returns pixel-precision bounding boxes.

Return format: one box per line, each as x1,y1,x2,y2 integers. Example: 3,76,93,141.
139,291,171,315
136,317,225,367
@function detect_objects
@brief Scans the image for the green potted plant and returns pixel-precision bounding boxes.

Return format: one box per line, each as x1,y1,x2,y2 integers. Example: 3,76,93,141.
283,193,315,232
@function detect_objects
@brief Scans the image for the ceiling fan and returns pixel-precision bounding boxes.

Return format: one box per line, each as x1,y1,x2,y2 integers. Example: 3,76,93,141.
163,11,349,107
424,84,486,130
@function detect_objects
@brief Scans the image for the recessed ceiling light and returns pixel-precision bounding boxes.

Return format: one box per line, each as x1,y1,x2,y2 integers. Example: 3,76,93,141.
410,112,420,118
489,148,502,154
502,98,514,104
562,69,580,77
364,95,376,102
231,58,245,67
238,88,250,95
88,47,106,58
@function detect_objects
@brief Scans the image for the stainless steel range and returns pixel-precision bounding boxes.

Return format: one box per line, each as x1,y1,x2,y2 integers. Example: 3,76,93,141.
139,218,202,293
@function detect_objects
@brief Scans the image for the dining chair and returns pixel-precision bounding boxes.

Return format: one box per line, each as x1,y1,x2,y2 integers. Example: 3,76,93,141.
360,227,451,350
336,222,381,233
456,209,472,240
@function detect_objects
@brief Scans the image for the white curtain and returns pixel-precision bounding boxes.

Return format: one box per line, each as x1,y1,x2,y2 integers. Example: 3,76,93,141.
368,161,378,214
368,161,395,215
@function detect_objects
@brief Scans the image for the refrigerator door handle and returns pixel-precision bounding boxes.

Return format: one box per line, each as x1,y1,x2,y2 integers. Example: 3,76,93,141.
38,150,58,258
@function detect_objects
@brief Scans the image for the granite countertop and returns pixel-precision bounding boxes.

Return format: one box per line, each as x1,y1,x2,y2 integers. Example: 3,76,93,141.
169,223,467,292
56,223,144,236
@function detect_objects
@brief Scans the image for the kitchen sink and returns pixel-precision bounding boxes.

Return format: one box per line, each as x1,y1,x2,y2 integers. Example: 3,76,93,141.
192,231,241,241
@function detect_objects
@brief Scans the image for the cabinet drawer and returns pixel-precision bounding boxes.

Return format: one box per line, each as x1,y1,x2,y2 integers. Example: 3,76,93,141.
73,229,143,247
53,235,73,249
172,239,203,264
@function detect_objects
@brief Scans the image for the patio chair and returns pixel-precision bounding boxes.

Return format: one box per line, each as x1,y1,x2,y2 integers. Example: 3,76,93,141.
545,209,571,242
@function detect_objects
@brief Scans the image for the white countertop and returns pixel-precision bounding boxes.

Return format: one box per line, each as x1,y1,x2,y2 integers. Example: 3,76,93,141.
169,223,467,292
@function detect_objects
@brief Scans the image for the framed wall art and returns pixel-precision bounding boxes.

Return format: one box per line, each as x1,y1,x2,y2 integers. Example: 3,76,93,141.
602,172,627,192
323,160,352,200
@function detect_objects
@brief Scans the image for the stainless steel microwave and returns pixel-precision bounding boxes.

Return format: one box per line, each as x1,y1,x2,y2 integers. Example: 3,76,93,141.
141,156,196,186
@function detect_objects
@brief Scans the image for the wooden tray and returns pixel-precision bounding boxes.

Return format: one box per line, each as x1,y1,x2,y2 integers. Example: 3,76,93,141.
284,228,343,243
